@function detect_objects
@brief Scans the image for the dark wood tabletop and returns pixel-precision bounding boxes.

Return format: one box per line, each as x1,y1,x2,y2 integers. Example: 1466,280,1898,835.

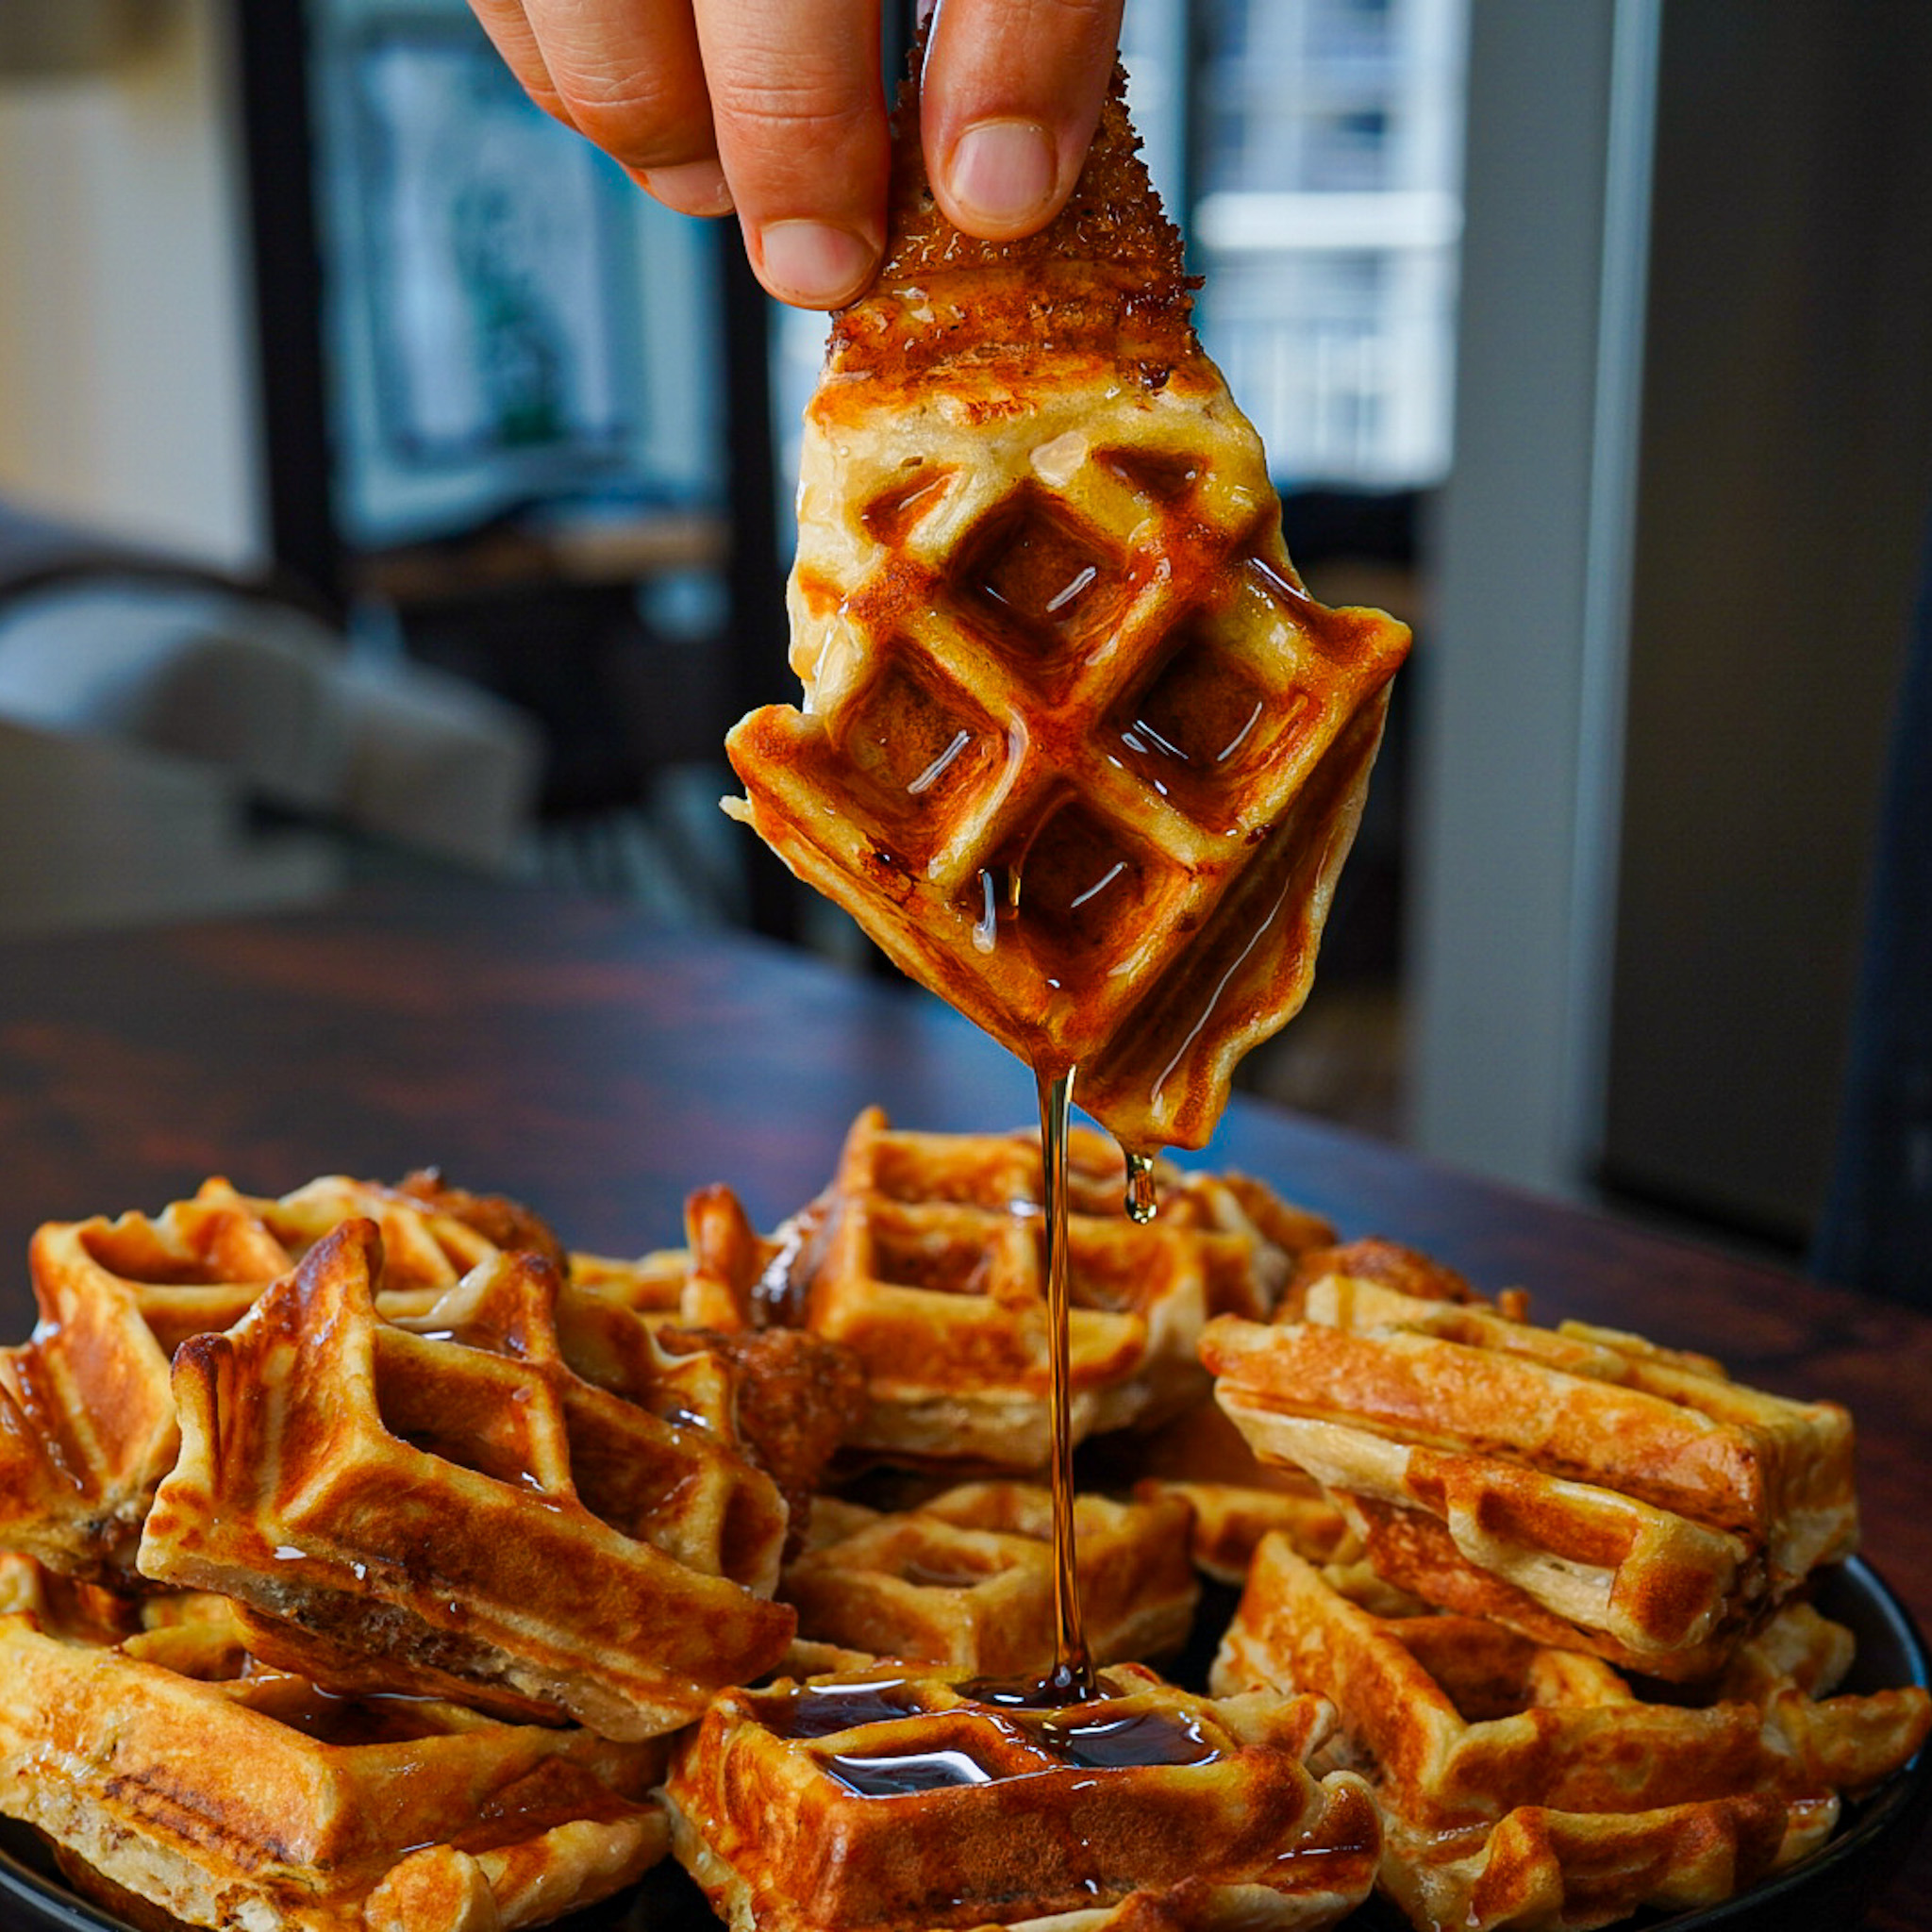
1,875,1926,1927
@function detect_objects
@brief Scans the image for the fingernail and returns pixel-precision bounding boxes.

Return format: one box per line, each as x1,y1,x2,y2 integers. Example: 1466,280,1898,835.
944,119,1058,230
758,220,877,308
640,158,733,217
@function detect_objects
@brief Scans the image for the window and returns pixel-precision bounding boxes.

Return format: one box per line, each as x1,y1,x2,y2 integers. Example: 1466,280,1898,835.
1189,0,1467,489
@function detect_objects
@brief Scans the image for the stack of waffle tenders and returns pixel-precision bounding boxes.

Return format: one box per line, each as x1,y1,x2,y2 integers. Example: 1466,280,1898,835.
1200,1249,1860,1678
724,69,1410,1159
773,1105,1333,1467
0,1136,1925,1932
663,1660,1382,1932
1213,1539,1929,1932
0,1169,857,1930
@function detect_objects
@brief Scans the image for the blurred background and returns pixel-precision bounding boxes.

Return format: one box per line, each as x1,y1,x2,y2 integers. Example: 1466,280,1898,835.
0,0,1928,1290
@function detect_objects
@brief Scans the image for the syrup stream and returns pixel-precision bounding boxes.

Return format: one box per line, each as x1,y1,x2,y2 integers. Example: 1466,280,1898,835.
1037,1061,1093,1699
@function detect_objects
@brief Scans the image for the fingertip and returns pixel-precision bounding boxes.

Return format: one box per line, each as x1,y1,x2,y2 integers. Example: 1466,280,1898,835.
752,219,881,309
936,117,1061,239
918,0,1124,240
635,157,736,217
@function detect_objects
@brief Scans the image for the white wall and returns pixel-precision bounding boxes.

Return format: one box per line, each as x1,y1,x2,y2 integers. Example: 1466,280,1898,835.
0,0,262,567
1407,0,1657,1197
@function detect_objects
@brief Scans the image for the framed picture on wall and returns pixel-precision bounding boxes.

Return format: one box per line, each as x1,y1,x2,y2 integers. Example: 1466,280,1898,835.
351,19,639,466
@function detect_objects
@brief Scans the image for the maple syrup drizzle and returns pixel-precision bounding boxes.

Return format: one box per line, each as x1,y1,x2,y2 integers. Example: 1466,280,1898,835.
1123,1151,1158,1224
1037,1061,1093,1702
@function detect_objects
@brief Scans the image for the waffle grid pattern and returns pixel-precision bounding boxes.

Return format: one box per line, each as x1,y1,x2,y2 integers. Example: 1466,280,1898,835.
780,1479,1199,1674
731,365,1409,1151
792,1109,1319,1464
137,1221,794,1739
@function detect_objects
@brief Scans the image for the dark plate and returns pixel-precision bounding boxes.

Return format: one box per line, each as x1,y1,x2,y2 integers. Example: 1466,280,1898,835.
3,1557,1927,1932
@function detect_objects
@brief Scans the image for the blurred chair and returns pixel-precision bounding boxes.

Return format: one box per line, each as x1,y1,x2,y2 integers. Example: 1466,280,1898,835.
0,497,543,933
1812,508,1932,1306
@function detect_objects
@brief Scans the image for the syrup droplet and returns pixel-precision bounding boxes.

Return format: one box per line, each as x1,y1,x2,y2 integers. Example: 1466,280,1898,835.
971,863,1024,956
1124,1152,1158,1224
973,869,999,955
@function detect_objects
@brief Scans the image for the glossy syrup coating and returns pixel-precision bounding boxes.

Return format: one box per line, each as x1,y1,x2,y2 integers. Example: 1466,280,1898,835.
726,65,1410,1157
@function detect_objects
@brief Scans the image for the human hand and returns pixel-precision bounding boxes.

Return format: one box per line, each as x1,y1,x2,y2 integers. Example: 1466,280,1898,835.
466,0,1126,310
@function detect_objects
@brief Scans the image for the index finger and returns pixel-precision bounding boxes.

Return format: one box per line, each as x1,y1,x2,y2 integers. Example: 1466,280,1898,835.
921,0,1124,240
693,0,891,309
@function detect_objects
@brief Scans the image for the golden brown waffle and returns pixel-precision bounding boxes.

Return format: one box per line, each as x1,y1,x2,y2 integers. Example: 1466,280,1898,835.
724,71,1409,1157
780,1108,1327,1466
561,1186,868,1555
1213,1537,1931,1932
226,1171,512,1291
571,1181,775,1331
1202,1271,1858,1678
230,1172,864,1529
0,1590,667,1932
137,1221,796,1739
663,1657,1381,1932
779,1479,1199,1674
1139,1474,1352,1588
0,1166,795,1577
0,1192,291,1582
1094,1387,1355,1586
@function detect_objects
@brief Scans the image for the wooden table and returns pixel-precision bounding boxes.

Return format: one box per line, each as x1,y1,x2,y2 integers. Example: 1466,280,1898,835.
1,877,1926,1927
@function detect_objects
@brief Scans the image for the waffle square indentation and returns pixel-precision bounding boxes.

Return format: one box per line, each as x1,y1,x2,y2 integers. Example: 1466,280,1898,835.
870,1210,1002,1298
1004,800,1174,981
861,465,957,544
374,1344,545,1492
835,658,1005,872
1093,447,1203,504
1114,621,1308,833
958,489,1126,670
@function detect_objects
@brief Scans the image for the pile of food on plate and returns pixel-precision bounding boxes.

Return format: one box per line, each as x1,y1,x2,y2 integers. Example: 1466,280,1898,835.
0,1127,1925,1932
